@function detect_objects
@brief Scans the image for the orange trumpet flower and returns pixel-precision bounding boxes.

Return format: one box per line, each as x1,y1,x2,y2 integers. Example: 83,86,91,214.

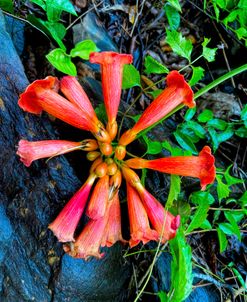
127,182,158,248
90,51,133,139
18,76,110,142
17,139,82,167
101,193,126,247
48,174,96,242
119,71,195,148
126,146,215,190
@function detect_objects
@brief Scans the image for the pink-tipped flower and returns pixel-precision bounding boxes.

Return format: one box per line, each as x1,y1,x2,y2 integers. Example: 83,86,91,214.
101,192,127,247
90,51,133,139
135,183,180,243
18,76,110,142
126,146,215,190
17,139,82,167
48,174,96,242
119,71,195,146
127,182,158,248
66,214,109,260
86,175,109,219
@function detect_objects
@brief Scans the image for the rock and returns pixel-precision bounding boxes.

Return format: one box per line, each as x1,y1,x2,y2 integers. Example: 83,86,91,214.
0,11,130,302
73,12,118,53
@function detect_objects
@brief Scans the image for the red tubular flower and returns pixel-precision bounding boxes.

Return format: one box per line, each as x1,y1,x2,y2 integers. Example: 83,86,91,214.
90,51,133,139
48,174,96,242
17,139,82,167
66,214,109,260
86,175,109,219
18,76,110,142
135,183,180,243
127,182,158,248
119,71,195,147
126,146,216,190
101,193,127,247
60,76,99,124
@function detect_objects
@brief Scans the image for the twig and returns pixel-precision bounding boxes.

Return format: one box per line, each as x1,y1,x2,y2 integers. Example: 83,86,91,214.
66,1,104,30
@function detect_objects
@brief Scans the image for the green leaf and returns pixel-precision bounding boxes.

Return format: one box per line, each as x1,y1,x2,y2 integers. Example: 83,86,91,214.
217,125,234,143
202,38,217,62
166,175,181,208
217,227,228,253
169,229,193,302
208,127,219,151
223,9,239,27
235,27,247,40
218,222,241,240
190,191,215,205
235,126,247,138
38,20,66,49
144,55,169,75
157,291,168,302
189,66,205,86
46,0,77,16
186,202,210,233
143,135,162,155
185,121,207,138
95,103,107,123
122,64,141,89
0,0,14,12
239,191,247,207
207,118,228,130
232,268,247,289
29,0,46,10
197,109,213,123
224,212,241,240
70,40,98,60
148,89,163,98
184,107,196,121
241,104,247,121
216,175,231,201
164,4,180,30
174,130,198,154
224,165,244,186
166,30,193,61
46,48,76,75
165,0,182,12
201,219,212,230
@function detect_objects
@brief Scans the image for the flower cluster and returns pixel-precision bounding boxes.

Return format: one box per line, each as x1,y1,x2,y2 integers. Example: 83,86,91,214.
17,51,216,260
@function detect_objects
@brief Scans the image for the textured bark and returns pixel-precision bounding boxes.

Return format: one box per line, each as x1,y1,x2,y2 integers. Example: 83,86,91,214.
0,11,130,302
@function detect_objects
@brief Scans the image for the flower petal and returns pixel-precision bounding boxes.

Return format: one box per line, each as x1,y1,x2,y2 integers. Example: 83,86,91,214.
86,175,109,219
90,51,133,139
119,70,195,146
65,207,110,260
126,146,216,190
17,139,82,167
135,184,180,243
18,77,111,142
60,76,98,123
49,174,96,242
101,193,127,247
127,182,158,248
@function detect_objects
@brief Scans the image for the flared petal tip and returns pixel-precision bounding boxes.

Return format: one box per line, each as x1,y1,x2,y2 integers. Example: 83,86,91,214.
48,224,75,243
129,229,159,248
166,71,195,108
199,146,216,190
64,244,105,260
16,140,32,167
90,51,133,65
18,76,59,114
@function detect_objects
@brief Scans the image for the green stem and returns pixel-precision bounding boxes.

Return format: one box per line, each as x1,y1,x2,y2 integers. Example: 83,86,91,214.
194,64,247,99
136,63,247,138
